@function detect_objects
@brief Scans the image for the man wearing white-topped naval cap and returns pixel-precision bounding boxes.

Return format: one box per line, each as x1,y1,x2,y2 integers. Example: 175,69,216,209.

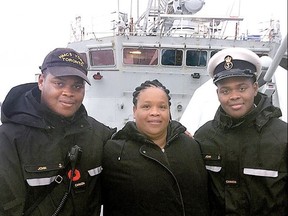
194,47,287,215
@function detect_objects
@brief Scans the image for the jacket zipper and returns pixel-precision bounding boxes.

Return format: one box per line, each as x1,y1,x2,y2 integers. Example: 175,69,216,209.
140,137,186,216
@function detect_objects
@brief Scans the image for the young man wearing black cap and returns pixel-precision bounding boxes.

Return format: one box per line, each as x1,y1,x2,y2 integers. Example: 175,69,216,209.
194,47,287,215
0,48,115,215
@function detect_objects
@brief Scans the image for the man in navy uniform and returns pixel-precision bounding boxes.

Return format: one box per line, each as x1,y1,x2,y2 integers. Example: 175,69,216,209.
0,48,115,215
194,47,287,215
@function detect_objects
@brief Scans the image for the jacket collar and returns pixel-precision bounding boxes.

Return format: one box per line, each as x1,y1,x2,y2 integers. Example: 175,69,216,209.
113,120,186,144
1,82,89,130
215,92,282,130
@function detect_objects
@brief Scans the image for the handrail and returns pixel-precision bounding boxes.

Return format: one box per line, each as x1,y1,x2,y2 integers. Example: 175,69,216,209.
264,34,287,82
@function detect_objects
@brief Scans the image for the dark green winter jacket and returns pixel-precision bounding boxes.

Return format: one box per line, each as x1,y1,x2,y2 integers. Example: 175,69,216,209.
102,120,210,216
194,92,288,216
0,83,115,216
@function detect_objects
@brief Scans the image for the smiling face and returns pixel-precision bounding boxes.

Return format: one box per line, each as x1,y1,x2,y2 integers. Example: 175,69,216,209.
216,76,258,119
133,86,170,143
38,73,85,118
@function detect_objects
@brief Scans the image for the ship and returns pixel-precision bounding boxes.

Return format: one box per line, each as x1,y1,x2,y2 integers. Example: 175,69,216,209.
59,0,287,130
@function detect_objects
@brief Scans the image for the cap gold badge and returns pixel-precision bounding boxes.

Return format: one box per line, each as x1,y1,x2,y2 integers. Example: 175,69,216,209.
224,55,233,70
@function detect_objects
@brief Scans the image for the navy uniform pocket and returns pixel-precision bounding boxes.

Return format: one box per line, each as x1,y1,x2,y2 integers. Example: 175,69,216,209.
203,153,222,173
24,162,65,186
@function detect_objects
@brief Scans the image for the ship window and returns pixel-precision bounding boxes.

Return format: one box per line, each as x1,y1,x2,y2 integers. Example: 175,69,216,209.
210,50,218,57
90,49,115,66
123,48,158,65
186,50,207,66
79,53,88,64
161,49,183,66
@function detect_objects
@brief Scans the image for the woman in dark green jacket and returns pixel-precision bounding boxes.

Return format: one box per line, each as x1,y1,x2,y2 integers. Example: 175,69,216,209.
102,79,210,216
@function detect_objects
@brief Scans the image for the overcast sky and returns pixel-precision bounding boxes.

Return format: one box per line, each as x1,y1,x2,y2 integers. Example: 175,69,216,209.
0,0,287,101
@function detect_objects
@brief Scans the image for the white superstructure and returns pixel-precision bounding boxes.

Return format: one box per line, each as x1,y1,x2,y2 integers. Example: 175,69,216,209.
66,0,286,130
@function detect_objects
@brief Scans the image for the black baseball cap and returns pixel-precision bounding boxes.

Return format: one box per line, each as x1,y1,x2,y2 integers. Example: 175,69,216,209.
40,48,91,85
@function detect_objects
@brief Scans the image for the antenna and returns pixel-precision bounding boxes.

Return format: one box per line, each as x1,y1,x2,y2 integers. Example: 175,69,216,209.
71,16,84,42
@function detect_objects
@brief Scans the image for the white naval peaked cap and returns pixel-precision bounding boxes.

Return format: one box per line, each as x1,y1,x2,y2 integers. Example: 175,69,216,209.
208,47,262,84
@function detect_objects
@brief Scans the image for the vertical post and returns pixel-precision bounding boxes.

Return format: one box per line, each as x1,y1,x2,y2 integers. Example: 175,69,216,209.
264,34,287,82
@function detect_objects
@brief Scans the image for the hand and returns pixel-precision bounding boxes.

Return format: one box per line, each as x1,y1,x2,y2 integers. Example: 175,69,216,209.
184,130,193,138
